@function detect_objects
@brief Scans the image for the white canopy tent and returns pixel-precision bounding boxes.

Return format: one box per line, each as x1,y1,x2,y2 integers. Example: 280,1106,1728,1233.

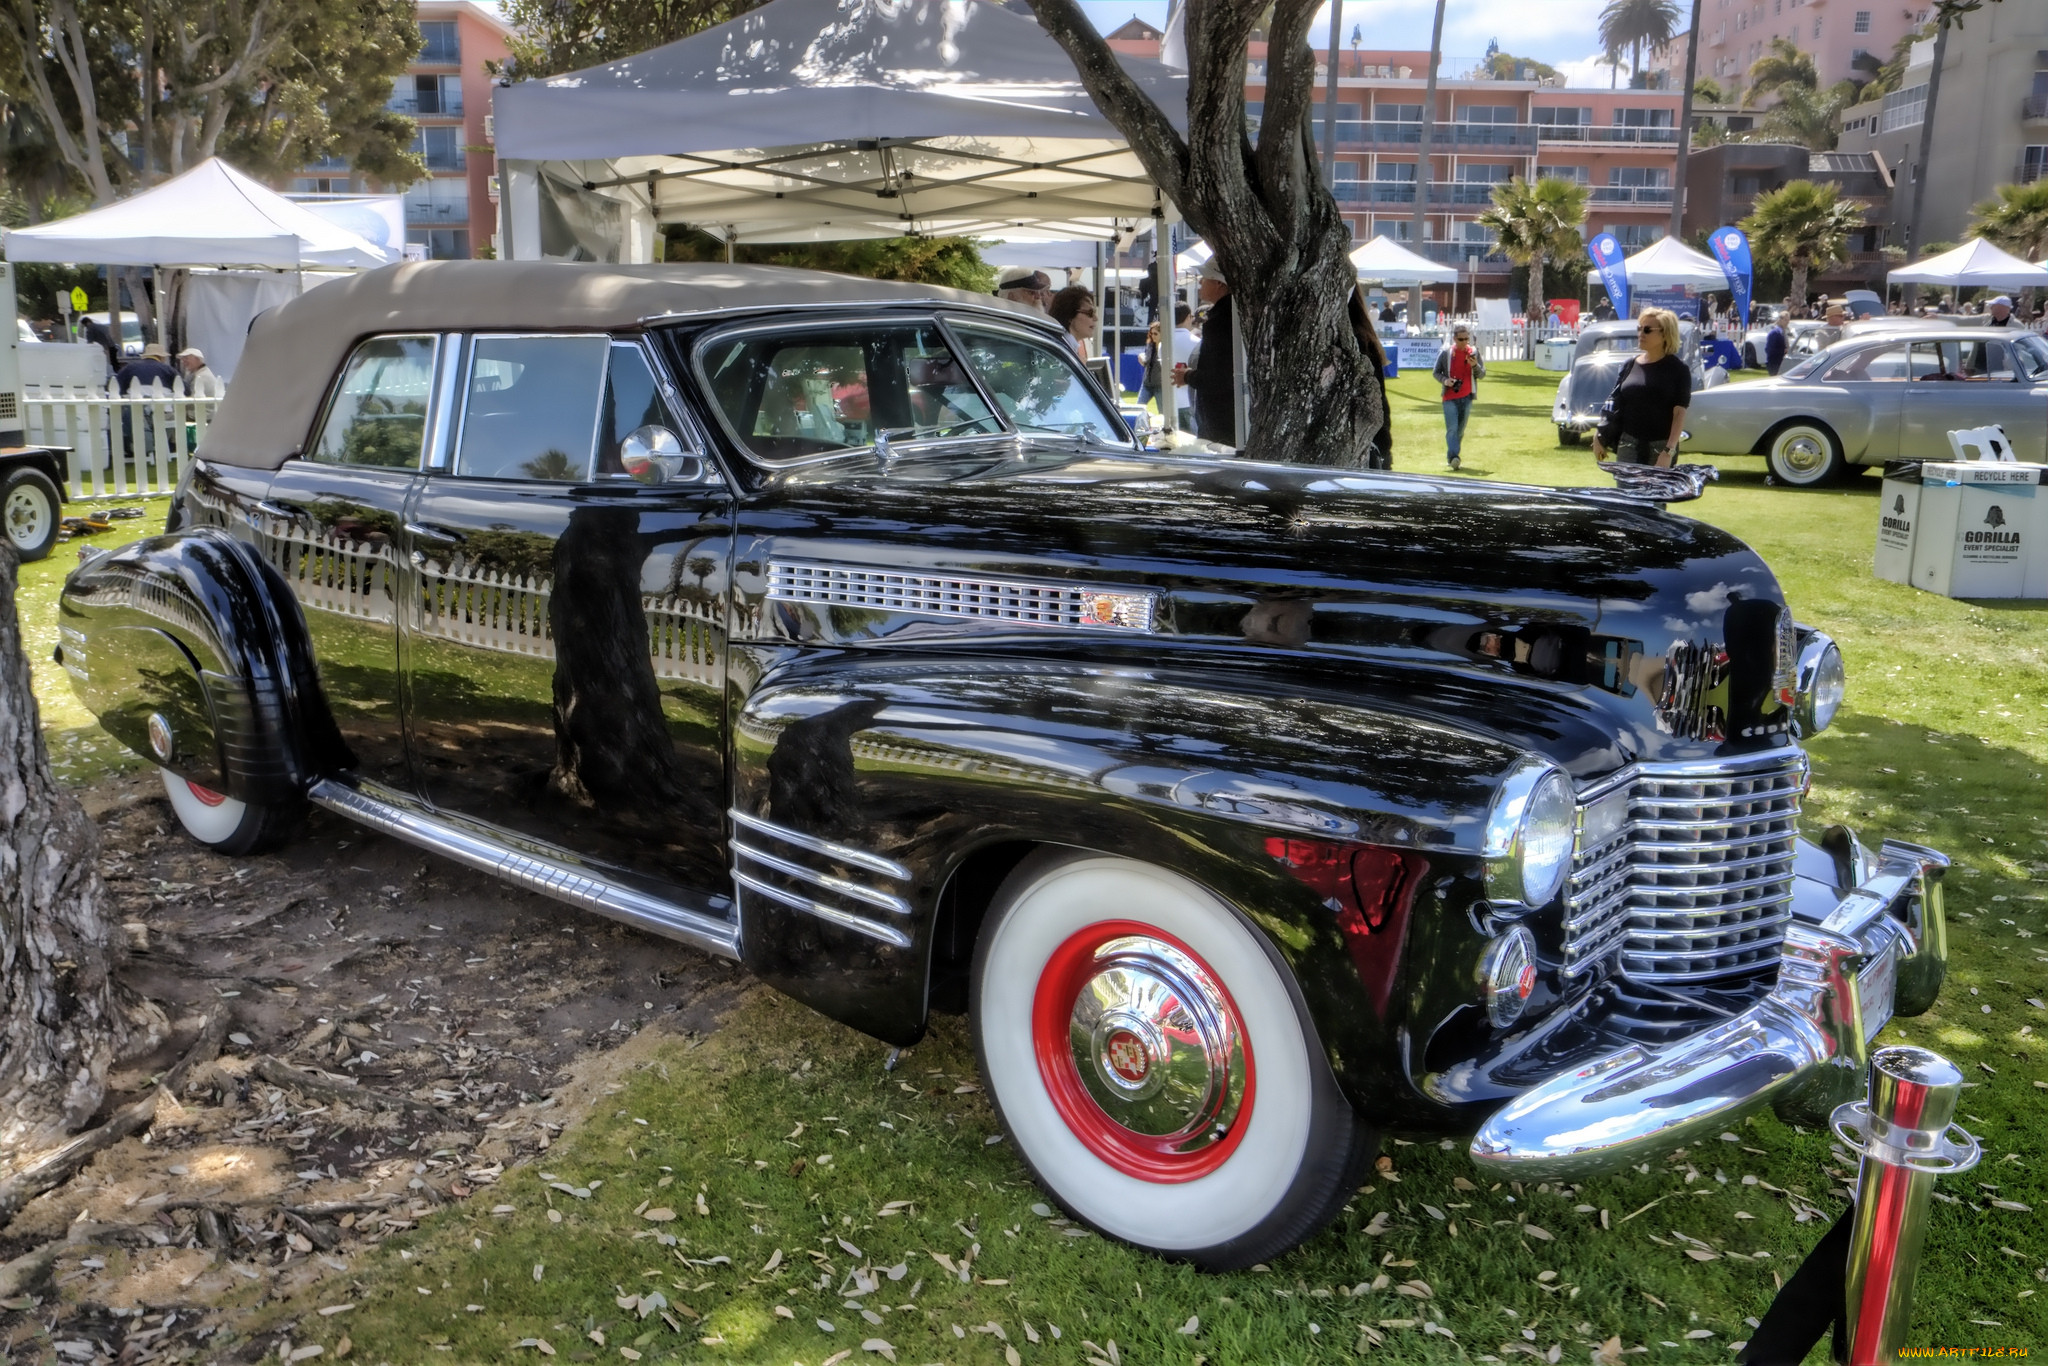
1584,235,1729,291
490,0,1190,256
3,158,390,270
1350,235,1457,285
1889,238,2048,287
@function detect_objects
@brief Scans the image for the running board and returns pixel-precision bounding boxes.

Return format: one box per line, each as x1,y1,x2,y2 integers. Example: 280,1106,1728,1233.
307,779,742,961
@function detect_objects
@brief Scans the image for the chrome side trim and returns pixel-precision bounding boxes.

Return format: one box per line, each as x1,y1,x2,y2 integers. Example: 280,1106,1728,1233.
1471,839,1948,1179
309,779,740,960
731,839,912,916
729,809,912,880
732,870,913,948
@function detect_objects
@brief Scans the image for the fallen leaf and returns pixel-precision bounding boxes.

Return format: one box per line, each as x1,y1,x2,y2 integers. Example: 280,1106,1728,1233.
862,1339,898,1361
643,1208,677,1222
1685,1330,1715,1339
1178,1316,1200,1335
513,1340,555,1356
763,1249,784,1272
774,1306,795,1320
317,1304,354,1316
1594,1335,1625,1365
1523,1225,1554,1241
1990,1200,2033,1212
1686,1249,1721,1262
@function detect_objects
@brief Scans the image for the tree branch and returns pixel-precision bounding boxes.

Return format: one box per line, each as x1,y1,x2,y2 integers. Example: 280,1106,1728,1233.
1023,0,1189,211
1252,0,1321,235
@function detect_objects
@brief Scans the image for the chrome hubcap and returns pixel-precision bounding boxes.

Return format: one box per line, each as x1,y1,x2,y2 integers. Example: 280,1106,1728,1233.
1066,936,1247,1150
1778,434,1826,475
5,486,47,546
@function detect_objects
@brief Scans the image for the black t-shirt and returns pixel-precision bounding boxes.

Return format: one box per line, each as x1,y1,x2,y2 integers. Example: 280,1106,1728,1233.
1599,354,1693,447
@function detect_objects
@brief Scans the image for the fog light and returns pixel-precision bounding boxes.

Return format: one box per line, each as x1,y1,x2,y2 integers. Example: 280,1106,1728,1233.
1480,926,1538,1028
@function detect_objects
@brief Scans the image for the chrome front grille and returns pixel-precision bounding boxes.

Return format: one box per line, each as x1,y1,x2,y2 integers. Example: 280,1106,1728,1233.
1562,752,1806,985
766,560,1156,632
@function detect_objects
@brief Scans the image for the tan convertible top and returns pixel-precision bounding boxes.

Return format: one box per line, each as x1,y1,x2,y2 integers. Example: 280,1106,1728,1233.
199,260,1041,469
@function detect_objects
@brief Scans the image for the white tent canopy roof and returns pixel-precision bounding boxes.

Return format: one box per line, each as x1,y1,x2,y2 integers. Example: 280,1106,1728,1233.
1583,235,1729,290
493,0,1189,245
3,158,390,269
1889,237,2048,286
1350,235,1457,284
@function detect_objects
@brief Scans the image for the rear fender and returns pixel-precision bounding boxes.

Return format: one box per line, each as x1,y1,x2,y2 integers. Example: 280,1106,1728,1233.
59,528,345,802
730,649,1513,1123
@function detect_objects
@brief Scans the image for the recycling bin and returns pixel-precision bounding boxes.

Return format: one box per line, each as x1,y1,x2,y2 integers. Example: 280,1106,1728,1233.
1901,461,2048,599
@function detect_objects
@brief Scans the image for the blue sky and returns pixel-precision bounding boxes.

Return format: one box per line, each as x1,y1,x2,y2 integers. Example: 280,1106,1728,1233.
1076,0,1637,88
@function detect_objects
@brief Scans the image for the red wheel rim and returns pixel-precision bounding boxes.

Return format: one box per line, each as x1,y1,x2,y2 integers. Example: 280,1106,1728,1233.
185,779,229,808
1030,919,1255,1183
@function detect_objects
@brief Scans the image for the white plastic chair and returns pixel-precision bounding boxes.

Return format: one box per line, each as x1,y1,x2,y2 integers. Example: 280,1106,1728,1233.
1946,425,2016,462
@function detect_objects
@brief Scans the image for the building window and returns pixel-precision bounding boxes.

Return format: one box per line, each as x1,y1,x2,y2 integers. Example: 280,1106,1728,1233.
418,21,459,64
2024,146,2048,183
403,177,470,225
1614,107,1675,127
407,227,471,260
1537,164,1589,182
293,176,354,194
1373,219,1413,241
1455,163,1516,182
413,126,466,171
1732,174,1764,194
1879,83,1927,132
1374,160,1417,181
1813,16,1822,36
1853,9,1871,32
390,74,463,117
1460,105,1518,123
1609,166,1670,187
1608,224,1664,249
1374,102,1422,121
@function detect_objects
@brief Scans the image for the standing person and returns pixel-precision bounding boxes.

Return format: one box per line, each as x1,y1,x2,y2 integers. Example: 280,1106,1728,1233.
176,347,223,398
994,267,1054,314
1431,323,1483,471
1177,257,1241,445
1348,289,1394,470
1047,284,1098,358
1764,314,1789,375
1985,294,2015,327
1810,300,1850,351
1590,307,1691,468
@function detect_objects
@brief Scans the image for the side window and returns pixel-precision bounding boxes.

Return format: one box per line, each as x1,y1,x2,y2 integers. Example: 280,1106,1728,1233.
1965,340,2013,380
1909,341,1961,380
310,335,438,468
454,335,610,481
1821,345,1906,382
949,323,1126,444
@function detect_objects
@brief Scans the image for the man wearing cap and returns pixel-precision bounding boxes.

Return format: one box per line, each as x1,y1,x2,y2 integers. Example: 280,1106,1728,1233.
177,347,224,399
1985,295,2015,327
1810,300,1850,352
995,267,1054,314
1175,257,1241,445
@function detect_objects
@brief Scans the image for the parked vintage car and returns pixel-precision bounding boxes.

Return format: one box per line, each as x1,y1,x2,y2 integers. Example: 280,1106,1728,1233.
57,262,1950,1269
1687,326,2048,484
1740,317,1823,370
1552,318,1711,446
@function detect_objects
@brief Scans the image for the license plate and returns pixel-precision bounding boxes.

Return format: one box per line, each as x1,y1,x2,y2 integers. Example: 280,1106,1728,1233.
1857,943,1898,1042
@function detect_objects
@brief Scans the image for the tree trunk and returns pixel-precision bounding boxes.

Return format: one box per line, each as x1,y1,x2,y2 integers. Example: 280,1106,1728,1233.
1027,0,1381,465
1526,252,1546,359
1790,262,1810,313
0,542,120,1161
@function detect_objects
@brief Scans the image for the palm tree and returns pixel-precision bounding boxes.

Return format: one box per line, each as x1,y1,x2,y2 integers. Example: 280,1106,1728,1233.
1599,0,1681,86
1755,81,1855,151
1692,77,1726,104
1970,181,2048,313
1691,117,1730,148
1742,180,1866,310
1478,177,1592,355
1742,36,1818,106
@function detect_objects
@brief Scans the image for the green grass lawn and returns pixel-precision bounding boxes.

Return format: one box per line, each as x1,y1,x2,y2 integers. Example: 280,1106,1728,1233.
18,375,2047,1363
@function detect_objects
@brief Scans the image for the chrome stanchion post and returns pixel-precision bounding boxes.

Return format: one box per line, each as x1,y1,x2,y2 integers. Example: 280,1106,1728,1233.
1831,1046,1980,1365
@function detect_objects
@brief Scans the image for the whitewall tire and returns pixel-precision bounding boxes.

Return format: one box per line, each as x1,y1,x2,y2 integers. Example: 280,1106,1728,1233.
159,768,296,855
1766,421,1845,486
970,850,1371,1269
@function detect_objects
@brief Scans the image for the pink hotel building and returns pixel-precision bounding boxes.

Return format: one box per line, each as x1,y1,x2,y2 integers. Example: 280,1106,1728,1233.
1107,31,1685,296
1649,0,1931,100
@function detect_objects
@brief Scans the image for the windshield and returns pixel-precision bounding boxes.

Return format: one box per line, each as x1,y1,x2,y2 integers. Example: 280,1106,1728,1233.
1780,349,1830,380
2013,332,2048,379
698,316,1128,465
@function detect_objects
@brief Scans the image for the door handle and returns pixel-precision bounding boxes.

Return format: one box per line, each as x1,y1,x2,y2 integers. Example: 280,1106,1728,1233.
404,521,468,547
254,499,305,521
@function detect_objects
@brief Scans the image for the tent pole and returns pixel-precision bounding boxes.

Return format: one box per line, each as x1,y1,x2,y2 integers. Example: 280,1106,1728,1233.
726,226,736,264
1094,239,1105,362
1107,232,1121,390
1154,212,1174,435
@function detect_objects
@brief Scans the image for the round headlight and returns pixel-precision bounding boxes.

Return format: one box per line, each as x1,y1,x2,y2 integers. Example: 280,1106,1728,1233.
1484,761,1577,909
1795,632,1846,737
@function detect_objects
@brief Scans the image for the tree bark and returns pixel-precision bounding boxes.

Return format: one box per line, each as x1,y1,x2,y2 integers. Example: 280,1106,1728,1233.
1790,261,1810,312
1026,0,1382,466
0,542,121,1161
1527,252,1546,359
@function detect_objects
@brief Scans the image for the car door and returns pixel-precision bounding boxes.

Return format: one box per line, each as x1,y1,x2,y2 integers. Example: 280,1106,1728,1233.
1807,342,1907,463
259,333,443,790
1974,337,2048,462
402,333,735,894
1899,339,2005,459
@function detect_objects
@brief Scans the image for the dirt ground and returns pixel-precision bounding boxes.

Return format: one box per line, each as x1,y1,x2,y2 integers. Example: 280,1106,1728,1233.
0,769,755,1365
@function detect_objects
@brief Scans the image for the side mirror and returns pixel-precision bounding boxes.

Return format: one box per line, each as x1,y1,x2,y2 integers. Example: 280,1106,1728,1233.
617,425,704,484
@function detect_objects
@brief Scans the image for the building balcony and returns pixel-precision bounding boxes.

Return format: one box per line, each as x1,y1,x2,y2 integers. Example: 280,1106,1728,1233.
1316,120,1541,151
1417,242,1511,267
1588,184,1675,205
2023,92,2048,122
387,91,465,117
1536,124,1679,145
404,198,470,226
1336,181,1510,206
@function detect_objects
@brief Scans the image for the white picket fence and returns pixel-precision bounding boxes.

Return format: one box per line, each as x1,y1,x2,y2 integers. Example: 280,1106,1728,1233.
1400,323,1578,363
23,385,224,500
249,510,722,684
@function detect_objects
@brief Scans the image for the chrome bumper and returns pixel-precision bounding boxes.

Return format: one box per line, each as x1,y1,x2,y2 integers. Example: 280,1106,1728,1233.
1469,837,1948,1180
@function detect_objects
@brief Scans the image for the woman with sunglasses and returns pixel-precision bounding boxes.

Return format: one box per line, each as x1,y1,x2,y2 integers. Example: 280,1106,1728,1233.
1048,284,1099,358
1590,307,1690,467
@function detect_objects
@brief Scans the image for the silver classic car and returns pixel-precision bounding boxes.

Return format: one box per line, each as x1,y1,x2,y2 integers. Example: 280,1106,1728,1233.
1686,327,2048,484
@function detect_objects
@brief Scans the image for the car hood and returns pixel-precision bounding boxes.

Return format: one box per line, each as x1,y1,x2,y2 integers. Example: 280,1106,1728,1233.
740,444,1799,775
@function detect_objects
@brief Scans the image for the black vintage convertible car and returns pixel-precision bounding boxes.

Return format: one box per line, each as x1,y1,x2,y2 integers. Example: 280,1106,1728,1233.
57,262,1948,1270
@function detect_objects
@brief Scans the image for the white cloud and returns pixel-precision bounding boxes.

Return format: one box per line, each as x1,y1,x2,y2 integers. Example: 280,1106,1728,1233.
1554,50,1633,89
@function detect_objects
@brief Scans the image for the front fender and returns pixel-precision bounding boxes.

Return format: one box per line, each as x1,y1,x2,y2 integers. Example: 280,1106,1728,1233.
59,529,346,803
729,647,1522,1124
